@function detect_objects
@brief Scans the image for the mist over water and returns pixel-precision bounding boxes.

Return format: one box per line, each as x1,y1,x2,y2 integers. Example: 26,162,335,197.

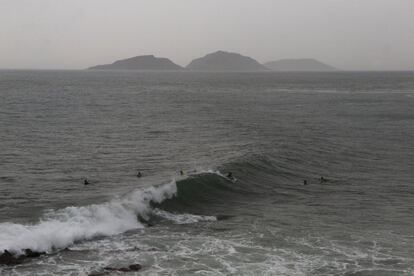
0,71,413,275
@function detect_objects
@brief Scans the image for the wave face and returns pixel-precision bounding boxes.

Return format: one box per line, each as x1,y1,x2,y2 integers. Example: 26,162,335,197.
156,172,240,212
0,181,177,255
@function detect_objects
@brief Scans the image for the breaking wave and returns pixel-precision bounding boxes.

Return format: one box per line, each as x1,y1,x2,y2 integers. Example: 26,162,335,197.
0,170,238,256
0,157,284,256
0,180,177,255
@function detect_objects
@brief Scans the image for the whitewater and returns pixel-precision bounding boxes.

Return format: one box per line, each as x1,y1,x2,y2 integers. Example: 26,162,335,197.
0,172,222,256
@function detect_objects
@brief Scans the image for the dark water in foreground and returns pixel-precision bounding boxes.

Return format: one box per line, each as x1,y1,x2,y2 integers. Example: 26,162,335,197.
0,70,413,275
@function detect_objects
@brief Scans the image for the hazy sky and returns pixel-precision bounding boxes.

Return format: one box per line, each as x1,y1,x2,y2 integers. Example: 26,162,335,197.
1,0,413,70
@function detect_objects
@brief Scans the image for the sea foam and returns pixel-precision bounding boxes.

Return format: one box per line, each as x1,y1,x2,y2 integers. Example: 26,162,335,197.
0,180,177,255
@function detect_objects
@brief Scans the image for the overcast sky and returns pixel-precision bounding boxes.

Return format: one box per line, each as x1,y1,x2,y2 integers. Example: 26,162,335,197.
1,0,413,70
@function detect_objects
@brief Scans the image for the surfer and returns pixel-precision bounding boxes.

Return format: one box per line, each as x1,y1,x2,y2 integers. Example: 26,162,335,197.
84,179,89,185
227,172,233,179
180,170,184,176
137,171,142,178
320,176,327,183
303,180,308,185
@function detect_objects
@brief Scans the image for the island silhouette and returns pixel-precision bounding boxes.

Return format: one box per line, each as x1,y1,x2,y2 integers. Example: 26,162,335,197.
88,55,183,70
88,52,338,72
186,51,269,72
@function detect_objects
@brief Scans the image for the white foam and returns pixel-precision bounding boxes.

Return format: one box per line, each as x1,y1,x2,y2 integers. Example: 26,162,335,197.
0,180,177,255
189,169,237,182
153,208,216,224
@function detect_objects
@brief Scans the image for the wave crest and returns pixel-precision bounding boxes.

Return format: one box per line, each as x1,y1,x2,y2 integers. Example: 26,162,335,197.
0,180,177,255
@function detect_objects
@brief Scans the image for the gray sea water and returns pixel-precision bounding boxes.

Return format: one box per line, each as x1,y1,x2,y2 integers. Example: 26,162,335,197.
0,70,413,275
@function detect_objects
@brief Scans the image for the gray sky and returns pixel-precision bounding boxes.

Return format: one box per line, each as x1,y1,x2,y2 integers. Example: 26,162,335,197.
1,0,413,70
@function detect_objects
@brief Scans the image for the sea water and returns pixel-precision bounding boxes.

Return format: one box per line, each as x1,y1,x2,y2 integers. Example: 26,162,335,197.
0,70,413,275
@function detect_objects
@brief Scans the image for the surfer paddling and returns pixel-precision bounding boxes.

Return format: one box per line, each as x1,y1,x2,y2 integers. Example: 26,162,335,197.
84,179,90,185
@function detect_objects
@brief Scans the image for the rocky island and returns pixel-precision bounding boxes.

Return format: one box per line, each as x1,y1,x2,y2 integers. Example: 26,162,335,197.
186,51,269,72
88,55,183,70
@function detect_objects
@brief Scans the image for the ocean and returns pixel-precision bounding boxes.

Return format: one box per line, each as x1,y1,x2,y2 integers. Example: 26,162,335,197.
0,70,413,275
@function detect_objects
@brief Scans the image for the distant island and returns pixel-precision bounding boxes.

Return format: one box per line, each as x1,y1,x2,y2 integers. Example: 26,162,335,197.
186,51,269,72
88,54,338,72
264,58,337,71
88,55,183,70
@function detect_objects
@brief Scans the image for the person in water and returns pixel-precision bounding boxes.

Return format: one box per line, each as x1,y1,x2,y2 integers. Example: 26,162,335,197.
303,180,308,185
227,172,233,179
137,171,142,178
320,176,327,183
84,179,89,185
180,170,184,176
